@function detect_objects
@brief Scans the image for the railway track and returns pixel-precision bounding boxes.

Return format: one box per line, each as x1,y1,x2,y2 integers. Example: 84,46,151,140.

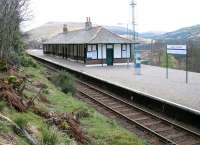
76,80,200,145
35,58,200,145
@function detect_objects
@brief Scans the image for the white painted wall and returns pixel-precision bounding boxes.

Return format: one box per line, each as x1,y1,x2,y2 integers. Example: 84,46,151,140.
114,44,121,58
87,44,131,60
98,44,106,59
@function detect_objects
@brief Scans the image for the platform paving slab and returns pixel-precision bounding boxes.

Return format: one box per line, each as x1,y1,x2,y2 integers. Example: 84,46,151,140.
27,49,200,112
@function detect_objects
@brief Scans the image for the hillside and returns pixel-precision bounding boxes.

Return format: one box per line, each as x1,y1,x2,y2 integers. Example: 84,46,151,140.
24,22,86,42
139,31,166,39
155,25,200,43
25,22,134,42
25,22,149,43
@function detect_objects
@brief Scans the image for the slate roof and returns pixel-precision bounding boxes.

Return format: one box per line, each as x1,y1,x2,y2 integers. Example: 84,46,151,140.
43,26,136,44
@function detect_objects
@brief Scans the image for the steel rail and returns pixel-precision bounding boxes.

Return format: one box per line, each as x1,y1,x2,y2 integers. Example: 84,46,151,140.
76,80,200,145
77,80,200,138
36,58,200,145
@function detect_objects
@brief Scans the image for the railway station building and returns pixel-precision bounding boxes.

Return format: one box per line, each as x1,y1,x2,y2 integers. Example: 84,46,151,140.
43,18,136,66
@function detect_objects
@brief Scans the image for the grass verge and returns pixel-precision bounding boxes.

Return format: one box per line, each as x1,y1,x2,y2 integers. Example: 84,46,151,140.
23,66,147,145
0,63,147,145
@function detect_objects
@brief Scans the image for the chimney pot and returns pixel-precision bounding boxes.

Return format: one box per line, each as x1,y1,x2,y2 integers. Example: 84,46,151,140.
85,17,92,30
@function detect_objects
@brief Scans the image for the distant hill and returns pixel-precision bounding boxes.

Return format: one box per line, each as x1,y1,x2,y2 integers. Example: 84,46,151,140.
154,25,200,43
139,31,166,39
24,22,151,44
24,22,86,42
25,22,200,45
104,26,132,35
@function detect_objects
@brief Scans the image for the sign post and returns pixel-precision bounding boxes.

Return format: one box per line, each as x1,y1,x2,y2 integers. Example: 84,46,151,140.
166,45,168,79
186,47,188,83
167,45,188,83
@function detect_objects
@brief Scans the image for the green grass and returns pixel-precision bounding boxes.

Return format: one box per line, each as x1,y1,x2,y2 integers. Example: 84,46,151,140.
41,126,58,145
14,116,28,128
0,64,147,145
22,66,147,145
6,109,72,144
0,101,7,111
0,120,11,133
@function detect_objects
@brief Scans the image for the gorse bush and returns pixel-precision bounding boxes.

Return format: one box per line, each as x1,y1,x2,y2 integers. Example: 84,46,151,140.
42,127,58,145
52,71,76,95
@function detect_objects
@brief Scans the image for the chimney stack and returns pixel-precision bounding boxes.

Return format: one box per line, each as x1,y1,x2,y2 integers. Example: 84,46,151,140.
85,17,92,30
63,24,68,33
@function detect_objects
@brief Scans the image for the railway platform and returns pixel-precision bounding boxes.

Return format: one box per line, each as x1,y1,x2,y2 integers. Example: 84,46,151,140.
28,49,200,113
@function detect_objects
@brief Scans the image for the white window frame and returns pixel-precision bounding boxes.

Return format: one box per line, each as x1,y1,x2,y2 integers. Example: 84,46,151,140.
87,44,97,59
122,44,128,58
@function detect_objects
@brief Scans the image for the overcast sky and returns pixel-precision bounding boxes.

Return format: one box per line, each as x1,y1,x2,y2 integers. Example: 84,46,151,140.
24,0,200,32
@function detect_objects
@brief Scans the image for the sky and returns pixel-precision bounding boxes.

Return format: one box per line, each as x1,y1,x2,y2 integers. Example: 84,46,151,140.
24,0,200,32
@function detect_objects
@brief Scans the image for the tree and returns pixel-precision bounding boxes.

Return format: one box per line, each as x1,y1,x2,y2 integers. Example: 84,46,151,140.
160,53,177,68
0,0,30,61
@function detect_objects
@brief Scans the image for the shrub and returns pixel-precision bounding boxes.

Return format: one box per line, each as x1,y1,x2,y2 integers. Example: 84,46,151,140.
161,53,177,68
19,54,38,68
53,71,76,95
14,116,28,128
8,52,38,68
42,127,58,145
0,101,6,112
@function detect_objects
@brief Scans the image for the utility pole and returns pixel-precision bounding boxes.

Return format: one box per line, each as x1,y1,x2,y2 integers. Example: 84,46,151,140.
130,0,136,43
130,0,137,62
130,0,141,75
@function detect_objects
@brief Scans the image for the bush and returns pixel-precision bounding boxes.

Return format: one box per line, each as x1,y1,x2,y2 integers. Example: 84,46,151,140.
161,53,177,68
53,71,76,95
14,116,28,128
8,52,38,68
19,54,38,68
42,127,58,145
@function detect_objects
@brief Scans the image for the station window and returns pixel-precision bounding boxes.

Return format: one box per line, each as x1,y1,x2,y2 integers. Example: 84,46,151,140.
87,45,97,59
87,45,92,52
122,44,128,58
